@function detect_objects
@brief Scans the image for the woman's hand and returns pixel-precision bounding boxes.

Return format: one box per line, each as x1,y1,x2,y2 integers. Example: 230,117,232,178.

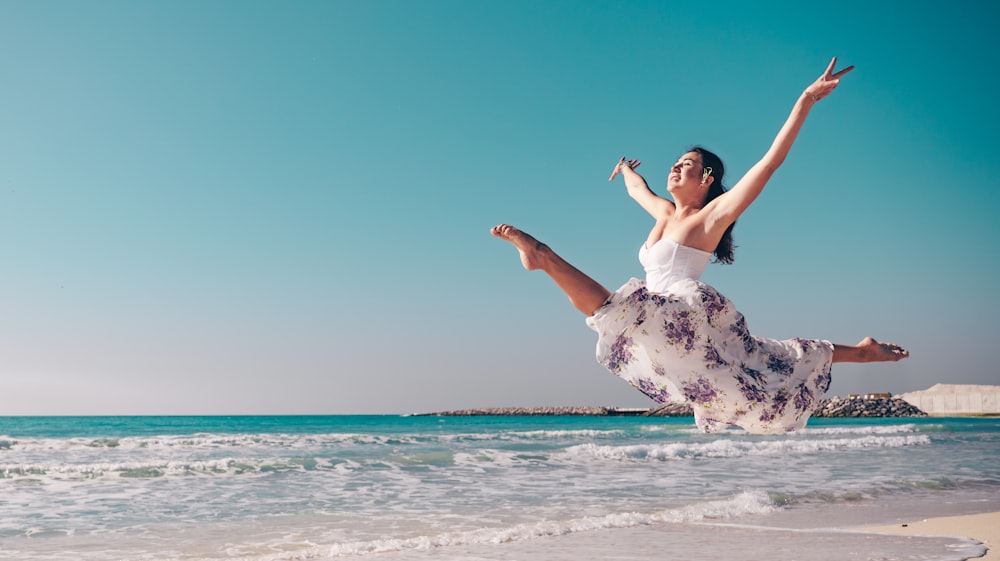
804,57,854,102
608,156,641,182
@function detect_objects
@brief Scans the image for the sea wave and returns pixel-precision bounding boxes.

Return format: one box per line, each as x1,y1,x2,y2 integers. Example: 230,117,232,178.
0,429,935,481
790,423,923,436
0,456,373,480
567,434,931,461
323,491,775,558
0,427,628,452
0,423,928,453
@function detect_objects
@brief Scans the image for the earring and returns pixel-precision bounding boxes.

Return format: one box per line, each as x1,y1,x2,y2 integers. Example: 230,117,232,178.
702,167,713,183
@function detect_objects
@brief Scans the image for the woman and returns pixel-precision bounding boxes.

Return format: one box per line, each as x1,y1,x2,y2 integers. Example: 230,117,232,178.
491,58,908,434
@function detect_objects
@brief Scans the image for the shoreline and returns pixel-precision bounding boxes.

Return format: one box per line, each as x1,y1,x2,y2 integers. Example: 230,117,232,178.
861,511,999,560
365,509,999,561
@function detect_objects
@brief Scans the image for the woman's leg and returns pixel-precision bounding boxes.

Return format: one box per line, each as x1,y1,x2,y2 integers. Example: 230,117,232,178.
832,337,909,363
491,224,611,316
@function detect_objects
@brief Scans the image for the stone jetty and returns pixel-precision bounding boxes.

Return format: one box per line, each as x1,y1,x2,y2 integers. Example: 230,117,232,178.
809,395,926,418
416,395,928,418
415,406,650,417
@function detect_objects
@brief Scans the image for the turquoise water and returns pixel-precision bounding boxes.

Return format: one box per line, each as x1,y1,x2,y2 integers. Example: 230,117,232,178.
1,415,997,560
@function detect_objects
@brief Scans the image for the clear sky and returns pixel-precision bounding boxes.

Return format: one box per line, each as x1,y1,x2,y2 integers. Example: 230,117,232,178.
1,0,998,415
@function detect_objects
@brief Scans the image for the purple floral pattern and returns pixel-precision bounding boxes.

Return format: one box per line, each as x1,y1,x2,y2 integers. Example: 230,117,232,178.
633,378,672,404
813,370,832,393
698,286,728,324
586,277,835,435
730,315,757,355
793,383,814,412
606,334,634,373
735,367,768,404
664,310,697,353
767,355,794,378
770,388,790,416
682,376,719,405
703,343,726,369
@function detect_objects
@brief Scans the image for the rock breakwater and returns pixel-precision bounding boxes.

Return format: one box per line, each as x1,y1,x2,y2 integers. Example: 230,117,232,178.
415,406,649,417
810,396,927,418
417,396,927,418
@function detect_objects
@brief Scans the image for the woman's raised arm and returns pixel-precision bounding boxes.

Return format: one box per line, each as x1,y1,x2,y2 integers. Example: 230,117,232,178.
708,58,854,226
609,157,675,218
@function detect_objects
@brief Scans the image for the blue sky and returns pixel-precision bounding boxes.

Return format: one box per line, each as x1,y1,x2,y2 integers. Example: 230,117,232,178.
1,0,997,415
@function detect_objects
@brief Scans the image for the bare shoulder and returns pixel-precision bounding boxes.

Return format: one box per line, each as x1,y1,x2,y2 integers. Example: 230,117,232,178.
656,197,677,219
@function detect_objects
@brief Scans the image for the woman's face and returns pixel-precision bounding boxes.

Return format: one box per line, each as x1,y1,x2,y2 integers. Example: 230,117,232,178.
667,152,707,191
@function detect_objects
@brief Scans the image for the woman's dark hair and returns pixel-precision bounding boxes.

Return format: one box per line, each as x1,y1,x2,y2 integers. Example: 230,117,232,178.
689,146,735,264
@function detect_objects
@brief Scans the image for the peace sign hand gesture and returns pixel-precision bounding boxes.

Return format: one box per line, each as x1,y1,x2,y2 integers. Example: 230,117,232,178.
804,57,855,102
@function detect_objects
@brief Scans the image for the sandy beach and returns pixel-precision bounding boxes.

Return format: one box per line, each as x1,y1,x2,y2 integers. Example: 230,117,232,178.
863,511,999,560
369,510,1000,561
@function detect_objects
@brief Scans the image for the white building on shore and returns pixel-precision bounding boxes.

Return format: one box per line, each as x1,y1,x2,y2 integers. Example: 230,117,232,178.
898,384,1000,416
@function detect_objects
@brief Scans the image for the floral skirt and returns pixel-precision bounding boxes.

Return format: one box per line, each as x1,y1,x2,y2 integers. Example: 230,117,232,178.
586,278,834,434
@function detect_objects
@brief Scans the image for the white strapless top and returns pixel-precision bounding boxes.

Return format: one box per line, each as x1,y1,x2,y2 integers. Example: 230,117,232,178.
639,238,712,293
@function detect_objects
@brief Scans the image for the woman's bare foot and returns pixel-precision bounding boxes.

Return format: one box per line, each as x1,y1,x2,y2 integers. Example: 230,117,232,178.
834,337,910,363
490,224,612,315
490,224,550,271
858,337,909,362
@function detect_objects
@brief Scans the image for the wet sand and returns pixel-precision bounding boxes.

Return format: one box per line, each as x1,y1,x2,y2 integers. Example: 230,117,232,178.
863,511,999,560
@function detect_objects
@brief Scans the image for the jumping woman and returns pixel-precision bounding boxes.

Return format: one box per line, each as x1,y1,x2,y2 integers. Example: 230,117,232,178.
491,58,908,434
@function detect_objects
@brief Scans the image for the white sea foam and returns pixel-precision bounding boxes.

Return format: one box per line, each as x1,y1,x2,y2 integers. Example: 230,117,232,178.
0,429,934,482
639,424,705,434
0,456,370,481
0,427,630,453
792,423,924,436
324,491,775,558
567,434,931,461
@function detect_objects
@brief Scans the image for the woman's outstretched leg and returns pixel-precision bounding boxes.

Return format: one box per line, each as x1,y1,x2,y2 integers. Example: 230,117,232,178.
491,224,611,316
832,337,909,363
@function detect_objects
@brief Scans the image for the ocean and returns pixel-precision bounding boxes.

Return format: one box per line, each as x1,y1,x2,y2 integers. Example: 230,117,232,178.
1,415,997,561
